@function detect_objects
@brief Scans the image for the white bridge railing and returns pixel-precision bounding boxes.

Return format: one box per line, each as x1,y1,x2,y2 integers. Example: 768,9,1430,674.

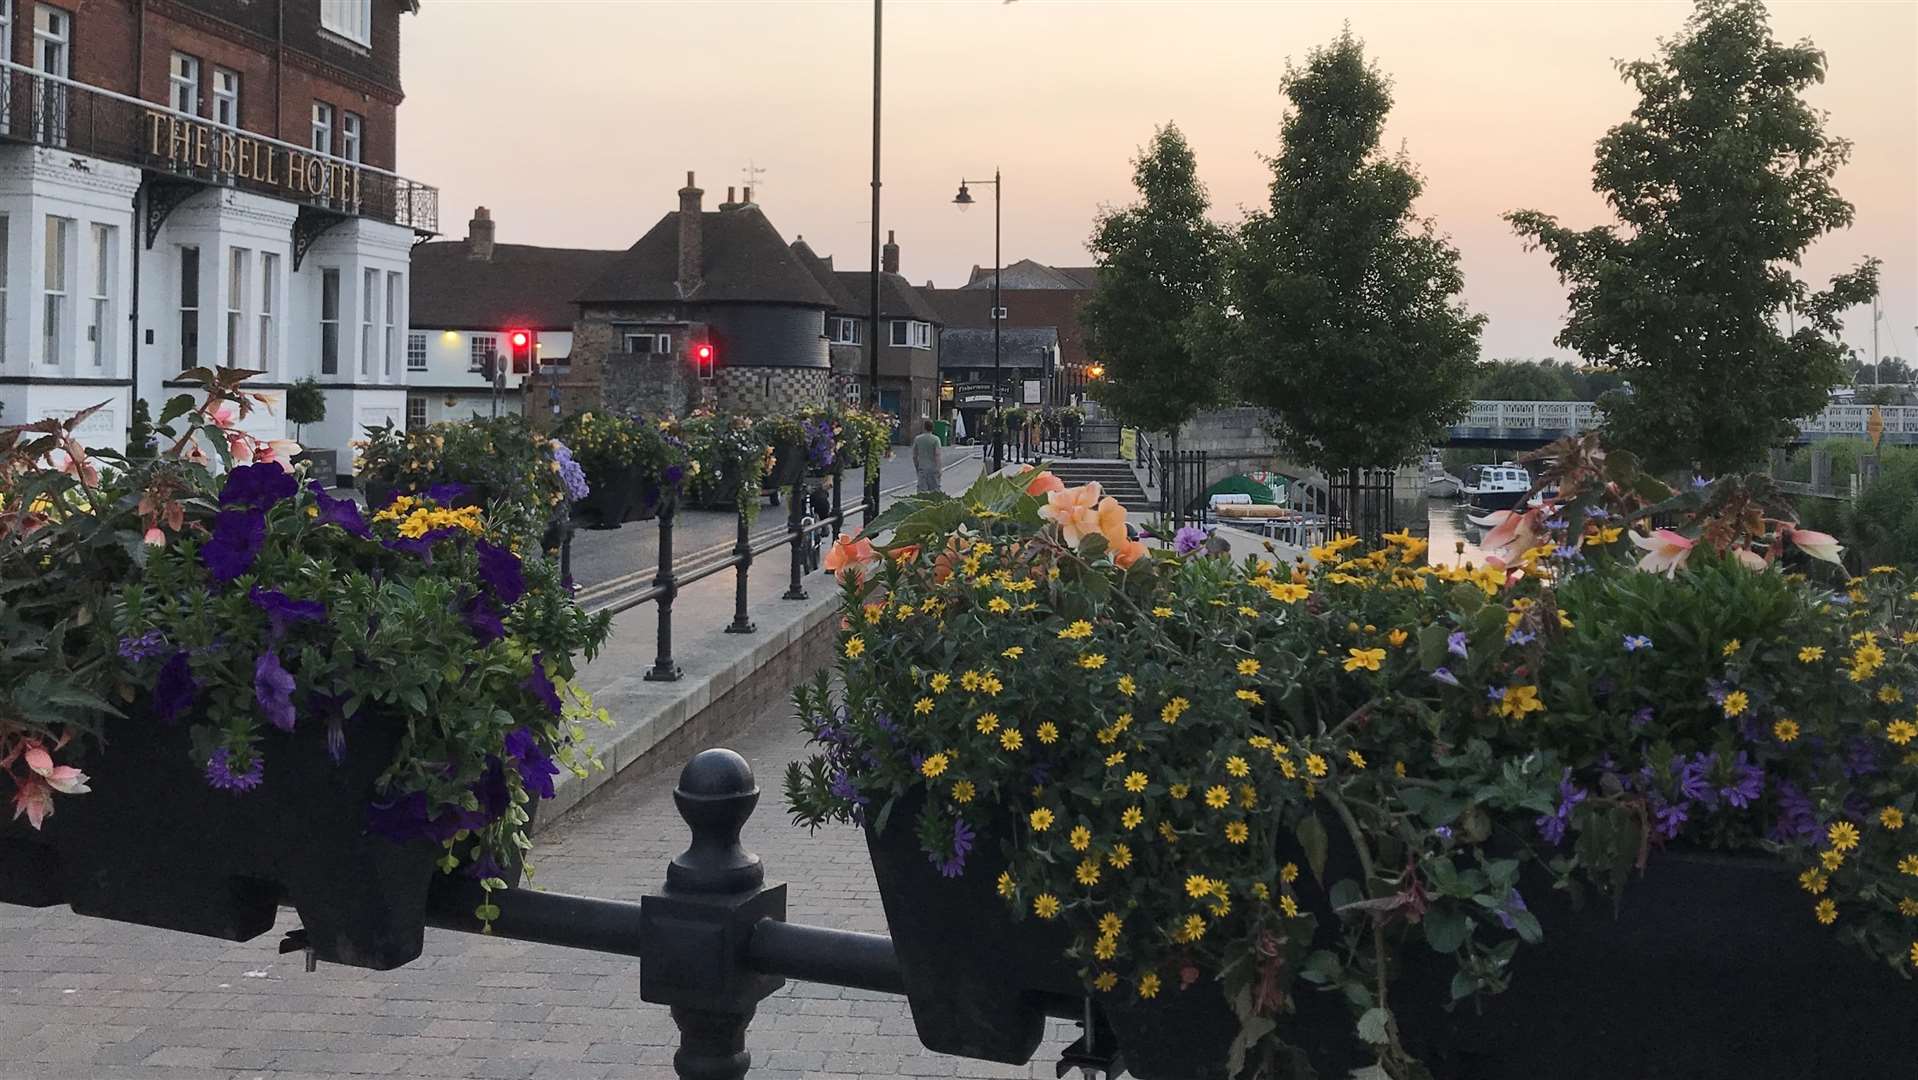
1456,401,1918,443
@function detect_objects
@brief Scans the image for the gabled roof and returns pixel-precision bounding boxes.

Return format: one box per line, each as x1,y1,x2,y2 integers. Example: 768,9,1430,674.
925,287,1094,370
578,205,837,308
831,270,943,324
410,241,624,330
790,239,860,310
962,259,1102,291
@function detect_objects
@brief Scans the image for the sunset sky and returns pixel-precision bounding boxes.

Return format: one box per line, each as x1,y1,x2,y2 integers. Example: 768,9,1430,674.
400,0,1917,365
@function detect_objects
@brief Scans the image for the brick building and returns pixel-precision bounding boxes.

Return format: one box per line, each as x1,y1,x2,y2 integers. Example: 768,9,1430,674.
0,0,433,462
925,258,1099,431
791,227,940,442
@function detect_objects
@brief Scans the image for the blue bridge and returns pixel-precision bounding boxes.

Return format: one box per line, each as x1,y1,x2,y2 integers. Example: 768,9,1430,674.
1448,401,1918,448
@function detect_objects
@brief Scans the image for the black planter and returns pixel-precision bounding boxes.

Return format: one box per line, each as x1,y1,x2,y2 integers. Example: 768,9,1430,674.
38,707,442,970
864,794,1356,1078
767,440,806,493
0,823,63,907
625,473,661,522
575,463,634,529
293,448,338,489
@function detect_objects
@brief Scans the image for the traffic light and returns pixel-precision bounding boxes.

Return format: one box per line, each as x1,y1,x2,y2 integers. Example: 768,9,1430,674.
508,330,534,375
694,342,715,381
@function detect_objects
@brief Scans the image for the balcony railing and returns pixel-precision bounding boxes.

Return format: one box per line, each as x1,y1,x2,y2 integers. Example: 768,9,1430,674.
0,60,437,234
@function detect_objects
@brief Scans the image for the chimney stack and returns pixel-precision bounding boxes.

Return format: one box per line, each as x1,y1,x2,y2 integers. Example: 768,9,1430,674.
677,171,703,296
719,186,738,210
742,185,753,205
881,229,899,275
467,206,495,261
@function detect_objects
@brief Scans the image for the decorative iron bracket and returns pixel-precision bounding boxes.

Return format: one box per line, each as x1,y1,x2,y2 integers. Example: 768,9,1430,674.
144,179,204,250
292,206,350,272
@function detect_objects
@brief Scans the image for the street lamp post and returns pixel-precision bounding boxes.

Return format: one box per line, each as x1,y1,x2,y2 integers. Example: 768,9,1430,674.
864,0,883,525
953,170,1002,472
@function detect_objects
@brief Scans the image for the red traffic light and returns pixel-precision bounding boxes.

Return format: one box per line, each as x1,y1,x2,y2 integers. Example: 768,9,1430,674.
695,344,713,361
510,330,530,348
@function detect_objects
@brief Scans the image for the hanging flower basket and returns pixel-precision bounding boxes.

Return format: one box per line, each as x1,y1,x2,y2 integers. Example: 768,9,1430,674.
574,463,634,529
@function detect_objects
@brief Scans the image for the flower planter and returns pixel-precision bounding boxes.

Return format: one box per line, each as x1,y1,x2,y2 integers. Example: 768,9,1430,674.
575,464,635,529
625,474,661,522
767,440,807,494
0,824,63,907
293,449,338,489
37,705,444,971
1383,850,1912,1079
863,794,1355,1078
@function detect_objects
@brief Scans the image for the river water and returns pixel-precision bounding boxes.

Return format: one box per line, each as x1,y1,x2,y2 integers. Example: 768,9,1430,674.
1417,496,1494,567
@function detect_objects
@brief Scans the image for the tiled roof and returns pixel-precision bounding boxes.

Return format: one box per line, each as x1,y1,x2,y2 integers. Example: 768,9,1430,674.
961,259,1102,290
925,288,1094,370
577,205,837,308
831,271,943,324
409,241,624,330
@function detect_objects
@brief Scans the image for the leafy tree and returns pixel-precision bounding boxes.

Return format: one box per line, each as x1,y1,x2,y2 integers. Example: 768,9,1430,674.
1081,124,1226,436
1473,360,1578,401
1508,0,1878,475
286,377,327,443
1226,30,1484,474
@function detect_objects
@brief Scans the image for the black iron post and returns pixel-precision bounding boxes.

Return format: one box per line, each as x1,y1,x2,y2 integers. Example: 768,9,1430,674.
992,168,1002,472
783,479,808,601
724,505,755,635
831,461,845,530
640,749,789,1080
645,498,682,682
864,0,885,533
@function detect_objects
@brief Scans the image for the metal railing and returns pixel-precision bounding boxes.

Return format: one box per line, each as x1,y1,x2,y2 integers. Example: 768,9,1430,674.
0,60,439,233
1454,400,1918,445
1003,420,1082,464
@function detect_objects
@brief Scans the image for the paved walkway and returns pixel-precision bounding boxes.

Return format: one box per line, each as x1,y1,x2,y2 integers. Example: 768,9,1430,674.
0,444,1110,1080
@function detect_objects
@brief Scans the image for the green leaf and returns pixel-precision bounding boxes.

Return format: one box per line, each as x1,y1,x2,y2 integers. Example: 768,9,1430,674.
1423,907,1470,954
1328,877,1363,911
1356,1007,1393,1046
1295,813,1329,884
1450,970,1477,1001
157,393,198,426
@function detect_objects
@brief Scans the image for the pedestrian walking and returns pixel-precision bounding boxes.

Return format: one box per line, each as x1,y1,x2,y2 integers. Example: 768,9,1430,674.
912,418,943,494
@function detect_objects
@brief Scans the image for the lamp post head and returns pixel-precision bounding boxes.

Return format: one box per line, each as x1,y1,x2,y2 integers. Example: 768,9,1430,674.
952,181,974,211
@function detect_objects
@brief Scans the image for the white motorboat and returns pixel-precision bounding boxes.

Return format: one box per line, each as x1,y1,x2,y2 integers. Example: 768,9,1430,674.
1462,462,1531,510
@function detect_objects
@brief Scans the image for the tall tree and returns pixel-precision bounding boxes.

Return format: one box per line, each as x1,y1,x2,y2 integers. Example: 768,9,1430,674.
1226,30,1484,475
1081,124,1225,435
1508,0,1878,475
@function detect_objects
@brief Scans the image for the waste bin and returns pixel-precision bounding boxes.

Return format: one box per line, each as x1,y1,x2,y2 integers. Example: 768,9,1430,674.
933,420,951,446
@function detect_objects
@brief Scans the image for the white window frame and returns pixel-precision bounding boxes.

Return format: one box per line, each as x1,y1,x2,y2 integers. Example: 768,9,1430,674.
469,334,496,373
224,247,249,368
359,268,376,376
258,253,278,375
42,215,69,366
889,320,931,349
212,67,239,128
406,331,427,371
87,223,112,368
341,111,363,163
383,270,399,377
830,317,862,345
319,0,373,47
319,267,339,375
622,331,671,354
177,244,199,370
168,53,200,116
32,6,69,146
404,395,427,431
311,101,333,155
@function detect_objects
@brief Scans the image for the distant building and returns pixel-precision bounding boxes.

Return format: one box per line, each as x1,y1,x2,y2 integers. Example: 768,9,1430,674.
925,258,1100,428
409,208,619,428
533,174,836,420
0,0,434,465
938,326,1059,434
791,228,941,442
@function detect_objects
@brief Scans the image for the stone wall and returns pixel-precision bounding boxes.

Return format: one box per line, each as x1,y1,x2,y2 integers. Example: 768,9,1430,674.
604,351,703,418
714,366,830,415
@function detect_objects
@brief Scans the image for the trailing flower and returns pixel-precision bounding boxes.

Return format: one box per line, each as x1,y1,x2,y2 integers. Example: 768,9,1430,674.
787,446,1917,1076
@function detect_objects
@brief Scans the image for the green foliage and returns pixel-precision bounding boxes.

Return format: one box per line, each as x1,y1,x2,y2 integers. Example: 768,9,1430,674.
1507,0,1879,475
1082,124,1227,433
285,377,327,431
556,410,685,496
1846,455,1918,569
126,398,156,460
1225,30,1484,474
1470,359,1624,402
355,415,567,548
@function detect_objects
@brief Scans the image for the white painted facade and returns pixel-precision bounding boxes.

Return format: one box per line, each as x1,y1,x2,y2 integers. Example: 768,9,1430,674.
0,143,413,465
401,326,573,427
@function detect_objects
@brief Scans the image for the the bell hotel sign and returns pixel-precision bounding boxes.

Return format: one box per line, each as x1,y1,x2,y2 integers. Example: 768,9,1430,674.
145,110,362,205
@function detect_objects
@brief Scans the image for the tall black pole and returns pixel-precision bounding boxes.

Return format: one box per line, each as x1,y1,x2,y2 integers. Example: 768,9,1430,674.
865,0,884,524
992,168,1002,473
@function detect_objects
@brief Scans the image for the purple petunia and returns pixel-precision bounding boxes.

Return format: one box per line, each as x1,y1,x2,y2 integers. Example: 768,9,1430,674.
383,526,462,561
249,586,327,639
1447,631,1469,659
523,653,562,714
425,482,471,505
202,508,268,582
254,651,297,732
1631,706,1655,729
1173,526,1208,556
218,463,298,510
504,727,561,800
1431,666,1461,688
461,591,505,643
153,650,197,724
476,540,525,605
308,482,371,538
663,463,687,490
205,747,265,792
1493,889,1528,932
1770,782,1820,843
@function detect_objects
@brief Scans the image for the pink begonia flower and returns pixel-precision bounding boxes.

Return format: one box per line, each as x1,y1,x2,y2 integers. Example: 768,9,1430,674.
1783,527,1844,566
143,526,166,547
255,439,302,472
11,777,53,829
208,404,236,427
227,433,255,464
1732,547,1766,571
823,534,878,584
24,745,89,795
1470,508,1543,562
1630,529,1695,577
1040,483,1106,546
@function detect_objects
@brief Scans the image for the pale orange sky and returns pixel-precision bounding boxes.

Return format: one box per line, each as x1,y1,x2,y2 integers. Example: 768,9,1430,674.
400,0,1917,364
